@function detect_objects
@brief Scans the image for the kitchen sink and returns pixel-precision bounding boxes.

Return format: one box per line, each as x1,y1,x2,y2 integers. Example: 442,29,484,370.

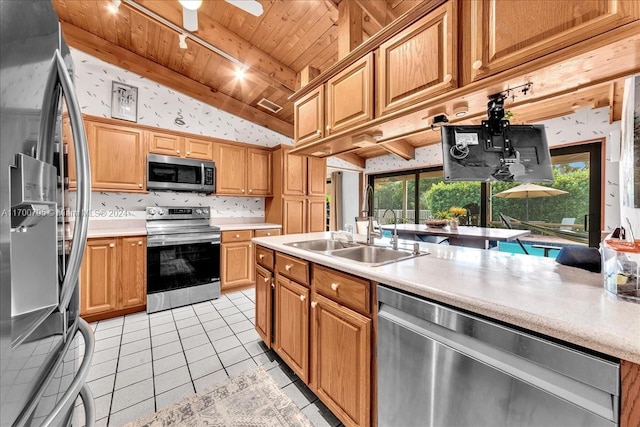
328,245,426,266
283,238,360,252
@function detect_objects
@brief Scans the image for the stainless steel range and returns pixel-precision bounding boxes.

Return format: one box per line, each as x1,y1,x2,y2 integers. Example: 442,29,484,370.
146,206,221,313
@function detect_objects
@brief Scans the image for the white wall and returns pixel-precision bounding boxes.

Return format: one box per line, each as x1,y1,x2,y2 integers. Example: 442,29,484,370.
365,107,622,232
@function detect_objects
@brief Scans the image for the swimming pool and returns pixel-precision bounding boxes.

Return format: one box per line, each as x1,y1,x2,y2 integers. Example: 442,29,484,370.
498,241,561,258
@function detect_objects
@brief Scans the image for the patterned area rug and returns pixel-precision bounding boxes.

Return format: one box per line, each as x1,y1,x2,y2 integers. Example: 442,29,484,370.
125,366,314,427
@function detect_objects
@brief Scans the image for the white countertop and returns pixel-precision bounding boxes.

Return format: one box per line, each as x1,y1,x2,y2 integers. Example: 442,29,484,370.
381,224,530,241
253,232,640,364
214,222,282,231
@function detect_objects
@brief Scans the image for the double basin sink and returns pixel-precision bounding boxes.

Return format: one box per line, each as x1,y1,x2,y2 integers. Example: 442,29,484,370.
283,238,428,267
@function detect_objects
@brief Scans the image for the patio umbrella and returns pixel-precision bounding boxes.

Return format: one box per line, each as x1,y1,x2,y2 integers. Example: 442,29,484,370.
493,183,568,221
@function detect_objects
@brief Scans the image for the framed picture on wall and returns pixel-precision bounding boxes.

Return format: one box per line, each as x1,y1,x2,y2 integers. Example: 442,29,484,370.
111,81,138,122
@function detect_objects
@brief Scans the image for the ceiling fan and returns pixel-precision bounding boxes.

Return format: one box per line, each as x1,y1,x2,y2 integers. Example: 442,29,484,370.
179,0,264,32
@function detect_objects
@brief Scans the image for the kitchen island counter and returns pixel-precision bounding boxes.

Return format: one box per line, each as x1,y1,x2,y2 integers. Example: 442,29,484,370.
253,232,640,364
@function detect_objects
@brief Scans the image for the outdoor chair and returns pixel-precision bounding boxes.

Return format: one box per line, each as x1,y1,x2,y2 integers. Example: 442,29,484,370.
559,217,576,231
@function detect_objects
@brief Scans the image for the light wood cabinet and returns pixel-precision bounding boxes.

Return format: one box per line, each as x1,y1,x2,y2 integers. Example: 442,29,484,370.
377,1,457,115
326,53,374,135
215,143,273,196
86,120,146,192
462,0,640,84
274,274,310,383
221,230,255,292
149,131,214,160
247,148,272,196
266,146,327,234
255,264,273,348
294,86,324,146
311,293,371,427
80,236,146,323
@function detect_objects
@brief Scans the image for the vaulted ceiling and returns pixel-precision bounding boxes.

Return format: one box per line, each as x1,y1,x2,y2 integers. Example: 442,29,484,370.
52,0,421,138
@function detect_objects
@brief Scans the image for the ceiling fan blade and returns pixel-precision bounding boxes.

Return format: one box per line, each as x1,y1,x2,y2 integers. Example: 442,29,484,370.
224,0,263,17
182,7,198,31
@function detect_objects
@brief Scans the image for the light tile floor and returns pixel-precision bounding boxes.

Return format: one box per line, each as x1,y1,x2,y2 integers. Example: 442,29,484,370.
76,289,342,427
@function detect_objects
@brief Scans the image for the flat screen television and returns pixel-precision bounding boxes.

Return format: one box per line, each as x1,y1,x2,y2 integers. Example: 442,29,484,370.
441,124,553,182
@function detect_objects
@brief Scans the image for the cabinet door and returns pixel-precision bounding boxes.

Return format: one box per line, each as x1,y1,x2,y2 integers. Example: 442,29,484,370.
306,156,326,197
307,198,326,233
294,86,324,145
221,241,254,291
283,149,307,196
464,0,640,83
214,143,247,195
311,293,371,427
274,275,309,383
377,1,457,115
283,198,306,235
120,237,146,310
184,137,214,160
255,264,273,348
86,121,146,192
326,53,374,135
80,238,118,317
148,131,183,157
247,148,272,196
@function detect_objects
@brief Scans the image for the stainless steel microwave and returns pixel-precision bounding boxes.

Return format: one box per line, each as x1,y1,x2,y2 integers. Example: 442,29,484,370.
147,153,215,193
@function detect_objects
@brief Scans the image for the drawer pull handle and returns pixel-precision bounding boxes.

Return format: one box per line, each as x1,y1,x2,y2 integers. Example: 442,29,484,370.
311,301,317,308
299,294,306,302
331,283,339,291
109,243,115,248
263,277,269,283
259,254,265,260
285,264,293,271
266,232,271,236
137,241,143,246
235,234,240,238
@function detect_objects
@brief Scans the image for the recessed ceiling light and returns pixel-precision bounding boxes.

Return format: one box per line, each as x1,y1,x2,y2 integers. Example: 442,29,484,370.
453,101,469,117
108,0,121,13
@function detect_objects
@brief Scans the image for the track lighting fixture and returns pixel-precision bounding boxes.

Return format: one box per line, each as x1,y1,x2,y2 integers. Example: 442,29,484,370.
108,0,121,13
178,33,188,49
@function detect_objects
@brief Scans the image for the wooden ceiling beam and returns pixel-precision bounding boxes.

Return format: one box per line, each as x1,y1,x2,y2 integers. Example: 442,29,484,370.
133,0,297,94
336,152,366,168
337,0,363,60
379,139,415,160
354,0,397,28
61,22,293,138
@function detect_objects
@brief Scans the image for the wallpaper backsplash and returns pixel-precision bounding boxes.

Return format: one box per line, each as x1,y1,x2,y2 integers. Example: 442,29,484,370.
365,107,622,231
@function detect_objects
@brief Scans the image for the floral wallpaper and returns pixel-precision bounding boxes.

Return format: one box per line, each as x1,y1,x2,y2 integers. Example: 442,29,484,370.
365,107,622,231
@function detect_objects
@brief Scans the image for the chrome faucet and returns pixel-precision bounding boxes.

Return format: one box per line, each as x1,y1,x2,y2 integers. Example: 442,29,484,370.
361,185,380,245
384,208,399,250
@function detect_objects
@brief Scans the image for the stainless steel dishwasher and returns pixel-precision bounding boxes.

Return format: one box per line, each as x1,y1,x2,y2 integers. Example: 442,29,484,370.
377,285,620,427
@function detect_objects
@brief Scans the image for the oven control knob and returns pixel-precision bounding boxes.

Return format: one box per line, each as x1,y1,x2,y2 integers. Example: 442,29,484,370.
158,209,166,215
196,209,202,215
148,208,157,215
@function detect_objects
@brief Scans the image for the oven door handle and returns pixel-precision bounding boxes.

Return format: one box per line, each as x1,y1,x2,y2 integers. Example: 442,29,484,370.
147,235,221,247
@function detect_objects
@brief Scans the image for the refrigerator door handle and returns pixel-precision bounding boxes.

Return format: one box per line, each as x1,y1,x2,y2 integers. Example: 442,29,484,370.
77,384,96,427
39,49,91,313
40,318,95,427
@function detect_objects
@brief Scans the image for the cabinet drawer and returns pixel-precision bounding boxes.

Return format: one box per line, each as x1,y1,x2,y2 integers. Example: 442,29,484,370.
254,228,281,238
313,264,371,315
256,246,275,270
221,230,253,243
276,253,309,286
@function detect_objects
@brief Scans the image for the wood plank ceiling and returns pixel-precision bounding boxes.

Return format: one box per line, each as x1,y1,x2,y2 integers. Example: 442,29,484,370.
52,0,416,139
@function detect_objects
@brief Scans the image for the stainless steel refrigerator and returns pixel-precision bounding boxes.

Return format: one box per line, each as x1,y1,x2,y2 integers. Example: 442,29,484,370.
1,1,94,426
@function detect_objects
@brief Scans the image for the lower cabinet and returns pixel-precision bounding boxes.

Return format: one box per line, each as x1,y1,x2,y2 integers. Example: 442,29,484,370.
80,236,146,322
221,230,255,292
255,247,374,427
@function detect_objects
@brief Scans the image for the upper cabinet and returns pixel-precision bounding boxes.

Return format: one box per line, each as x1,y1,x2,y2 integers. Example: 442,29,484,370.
294,86,324,146
86,120,146,192
148,130,213,160
326,53,374,135
377,1,457,115
462,0,640,83
214,142,273,196
281,147,326,197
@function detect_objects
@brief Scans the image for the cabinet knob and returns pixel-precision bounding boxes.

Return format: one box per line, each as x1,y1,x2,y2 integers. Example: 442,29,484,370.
285,264,293,271
249,244,252,248
316,130,321,136
266,232,271,236
326,125,331,132
311,301,317,308
443,73,452,83
235,234,240,238
176,149,181,154
271,281,275,289
299,294,306,302
263,276,269,283
186,151,191,155
331,282,339,291
241,189,245,193
472,60,483,70
138,183,143,188
259,254,265,260
109,243,115,248
138,241,143,246
249,189,252,193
